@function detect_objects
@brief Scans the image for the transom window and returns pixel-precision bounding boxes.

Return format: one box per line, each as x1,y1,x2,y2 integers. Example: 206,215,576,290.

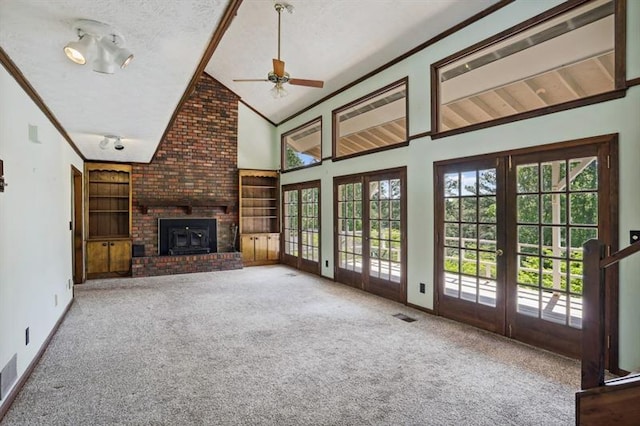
333,78,408,159
432,0,625,136
282,117,322,171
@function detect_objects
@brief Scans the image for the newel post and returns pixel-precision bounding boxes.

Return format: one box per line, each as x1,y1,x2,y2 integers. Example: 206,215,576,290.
581,239,606,390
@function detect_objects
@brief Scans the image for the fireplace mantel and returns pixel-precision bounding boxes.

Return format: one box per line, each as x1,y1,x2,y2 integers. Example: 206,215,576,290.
137,199,234,215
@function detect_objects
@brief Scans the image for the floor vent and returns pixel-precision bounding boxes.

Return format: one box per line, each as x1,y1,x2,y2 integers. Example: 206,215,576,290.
393,313,416,323
0,353,17,400
285,273,298,277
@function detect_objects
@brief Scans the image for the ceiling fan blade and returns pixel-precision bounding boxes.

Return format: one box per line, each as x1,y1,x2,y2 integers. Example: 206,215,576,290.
289,78,324,88
273,58,285,77
233,79,270,82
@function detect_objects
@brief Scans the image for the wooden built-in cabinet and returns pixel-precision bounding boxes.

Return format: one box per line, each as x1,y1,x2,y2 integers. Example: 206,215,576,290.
239,169,280,265
85,163,132,277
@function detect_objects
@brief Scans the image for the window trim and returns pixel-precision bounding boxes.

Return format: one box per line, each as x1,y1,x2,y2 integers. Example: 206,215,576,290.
281,116,323,173
430,0,627,139
332,77,410,161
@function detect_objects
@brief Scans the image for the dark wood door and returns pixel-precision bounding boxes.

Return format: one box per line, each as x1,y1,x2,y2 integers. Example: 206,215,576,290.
72,167,84,284
334,168,407,303
435,137,616,361
282,182,321,275
506,144,611,358
435,158,507,333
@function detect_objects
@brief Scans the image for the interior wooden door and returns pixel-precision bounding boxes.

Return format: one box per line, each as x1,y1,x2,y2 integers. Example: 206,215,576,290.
506,144,611,358
334,168,406,302
435,159,507,333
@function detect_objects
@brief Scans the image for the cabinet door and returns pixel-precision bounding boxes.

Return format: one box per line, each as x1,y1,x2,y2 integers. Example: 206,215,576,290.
267,233,280,261
109,241,131,273
87,241,109,274
254,235,269,261
241,234,256,262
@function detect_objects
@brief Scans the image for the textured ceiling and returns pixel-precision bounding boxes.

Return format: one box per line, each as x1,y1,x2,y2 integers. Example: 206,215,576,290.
0,0,500,163
207,0,498,124
0,0,230,163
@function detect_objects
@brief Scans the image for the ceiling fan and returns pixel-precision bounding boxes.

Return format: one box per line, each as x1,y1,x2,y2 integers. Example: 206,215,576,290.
233,2,324,98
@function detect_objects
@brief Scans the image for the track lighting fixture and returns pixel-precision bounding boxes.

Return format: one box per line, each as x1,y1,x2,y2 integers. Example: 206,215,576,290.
99,135,125,151
64,19,134,74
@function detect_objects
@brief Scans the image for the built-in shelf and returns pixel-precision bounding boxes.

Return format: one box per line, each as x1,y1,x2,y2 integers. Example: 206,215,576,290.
137,199,234,215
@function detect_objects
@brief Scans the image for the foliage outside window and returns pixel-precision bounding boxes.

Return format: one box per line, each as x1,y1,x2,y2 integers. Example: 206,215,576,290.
333,79,408,159
282,118,322,171
432,0,624,136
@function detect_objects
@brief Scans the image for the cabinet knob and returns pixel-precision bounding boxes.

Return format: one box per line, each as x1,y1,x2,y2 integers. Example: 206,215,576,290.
110,243,115,246
102,242,107,246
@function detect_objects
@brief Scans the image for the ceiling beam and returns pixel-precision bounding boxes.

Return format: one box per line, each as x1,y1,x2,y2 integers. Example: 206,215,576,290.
447,103,476,125
494,88,525,114
523,81,549,107
469,96,500,119
595,55,614,82
441,105,471,126
554,69,586,99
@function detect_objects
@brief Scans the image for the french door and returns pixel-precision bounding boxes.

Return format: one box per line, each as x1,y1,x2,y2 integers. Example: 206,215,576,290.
334,168,407,303
282,181,321,274
436,136,617,359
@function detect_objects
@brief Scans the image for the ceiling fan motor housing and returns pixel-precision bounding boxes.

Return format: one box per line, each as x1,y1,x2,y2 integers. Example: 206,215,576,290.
268,71,290,84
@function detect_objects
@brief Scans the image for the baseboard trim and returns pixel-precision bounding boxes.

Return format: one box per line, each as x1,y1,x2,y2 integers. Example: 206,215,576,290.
0,297,75,421
407,302,436,315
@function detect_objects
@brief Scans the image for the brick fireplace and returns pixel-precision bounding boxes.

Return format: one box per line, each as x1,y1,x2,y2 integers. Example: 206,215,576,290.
131,73,242,277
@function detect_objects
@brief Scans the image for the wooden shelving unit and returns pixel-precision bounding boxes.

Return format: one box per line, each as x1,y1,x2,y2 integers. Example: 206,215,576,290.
85,163,132,277
239,169,280,266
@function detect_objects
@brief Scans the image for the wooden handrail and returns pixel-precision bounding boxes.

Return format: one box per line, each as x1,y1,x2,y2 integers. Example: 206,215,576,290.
600,241,640,269
581,239,640,390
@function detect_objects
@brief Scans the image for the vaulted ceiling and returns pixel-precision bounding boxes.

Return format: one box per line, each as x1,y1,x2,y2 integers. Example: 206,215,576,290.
0,0,498,163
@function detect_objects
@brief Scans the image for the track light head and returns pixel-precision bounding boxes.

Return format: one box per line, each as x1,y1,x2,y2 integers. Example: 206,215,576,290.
63,34,95,65
114,137,124,150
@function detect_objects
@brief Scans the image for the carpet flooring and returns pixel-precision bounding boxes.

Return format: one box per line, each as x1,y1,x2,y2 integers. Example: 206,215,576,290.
1,265,580,425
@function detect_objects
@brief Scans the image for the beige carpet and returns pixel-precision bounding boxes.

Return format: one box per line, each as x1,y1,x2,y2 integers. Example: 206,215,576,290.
1,265,580,425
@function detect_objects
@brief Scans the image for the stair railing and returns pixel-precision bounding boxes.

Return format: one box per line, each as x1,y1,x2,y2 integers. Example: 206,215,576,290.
581,238,640,390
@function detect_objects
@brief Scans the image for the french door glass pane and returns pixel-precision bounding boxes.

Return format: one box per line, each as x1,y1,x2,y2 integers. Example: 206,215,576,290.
442,169,497,306
369,178,402,283
515,156,597,328
301,187,320,261
283,190,298,256
337,183,363,272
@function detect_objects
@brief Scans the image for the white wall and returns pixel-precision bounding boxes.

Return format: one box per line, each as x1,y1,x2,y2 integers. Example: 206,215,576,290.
237,102,278,170
272,0,640,371
0,65,83,408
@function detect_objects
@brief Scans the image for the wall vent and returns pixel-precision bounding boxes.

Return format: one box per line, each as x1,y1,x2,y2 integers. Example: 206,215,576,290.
0,354,17,400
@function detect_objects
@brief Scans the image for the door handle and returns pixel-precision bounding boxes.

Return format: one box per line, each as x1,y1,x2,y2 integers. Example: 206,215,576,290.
496,249,504,256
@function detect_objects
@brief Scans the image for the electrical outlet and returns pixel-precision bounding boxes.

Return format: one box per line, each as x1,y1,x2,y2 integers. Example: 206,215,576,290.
631,230,640,245
54,294,58,307
419,283,426,294
25,328,29,346
68,278,72,289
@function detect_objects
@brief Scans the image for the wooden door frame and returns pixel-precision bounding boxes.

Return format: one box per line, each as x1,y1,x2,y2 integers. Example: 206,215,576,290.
333,167,408,304
71,166,84,284
433,134,619,371
281,180,322,275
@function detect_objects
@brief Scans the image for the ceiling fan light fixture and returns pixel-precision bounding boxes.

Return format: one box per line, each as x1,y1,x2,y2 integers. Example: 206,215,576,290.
63,34,95,65
270,83,288,99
